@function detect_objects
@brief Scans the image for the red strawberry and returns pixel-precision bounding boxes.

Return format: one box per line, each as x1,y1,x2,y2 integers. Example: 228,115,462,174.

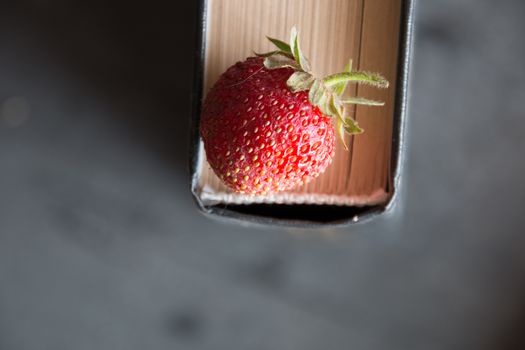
201,57,335,195
200,28,388,195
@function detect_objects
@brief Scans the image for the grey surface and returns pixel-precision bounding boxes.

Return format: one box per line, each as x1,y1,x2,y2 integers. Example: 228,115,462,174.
1,0,525,349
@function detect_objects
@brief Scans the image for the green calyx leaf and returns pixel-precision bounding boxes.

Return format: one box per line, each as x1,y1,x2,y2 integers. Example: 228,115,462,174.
331,97,363,149
332,60,353,96
323,71,389,89
340,97,385,106
287,71,315,92
254,50,284,58
308,79,326,106
342,117,363,134
266,36,292,55
329,94,343,119
264,53,301,70
331,94,360,149
262,27,312,73
307,82,337,117
307,81,364,137
336,119,349,150
290,27,311,72
317,93,332,116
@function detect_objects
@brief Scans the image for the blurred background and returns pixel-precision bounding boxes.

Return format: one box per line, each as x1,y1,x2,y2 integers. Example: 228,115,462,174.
1,0,524,349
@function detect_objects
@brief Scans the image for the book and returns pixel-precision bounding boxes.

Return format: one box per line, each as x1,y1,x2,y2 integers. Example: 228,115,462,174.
195,0,403,208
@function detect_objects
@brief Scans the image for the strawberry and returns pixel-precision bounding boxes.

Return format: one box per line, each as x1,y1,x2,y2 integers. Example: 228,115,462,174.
200,28,388,195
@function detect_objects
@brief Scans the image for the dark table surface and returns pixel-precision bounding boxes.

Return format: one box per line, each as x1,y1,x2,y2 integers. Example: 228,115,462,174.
1,1,524,349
